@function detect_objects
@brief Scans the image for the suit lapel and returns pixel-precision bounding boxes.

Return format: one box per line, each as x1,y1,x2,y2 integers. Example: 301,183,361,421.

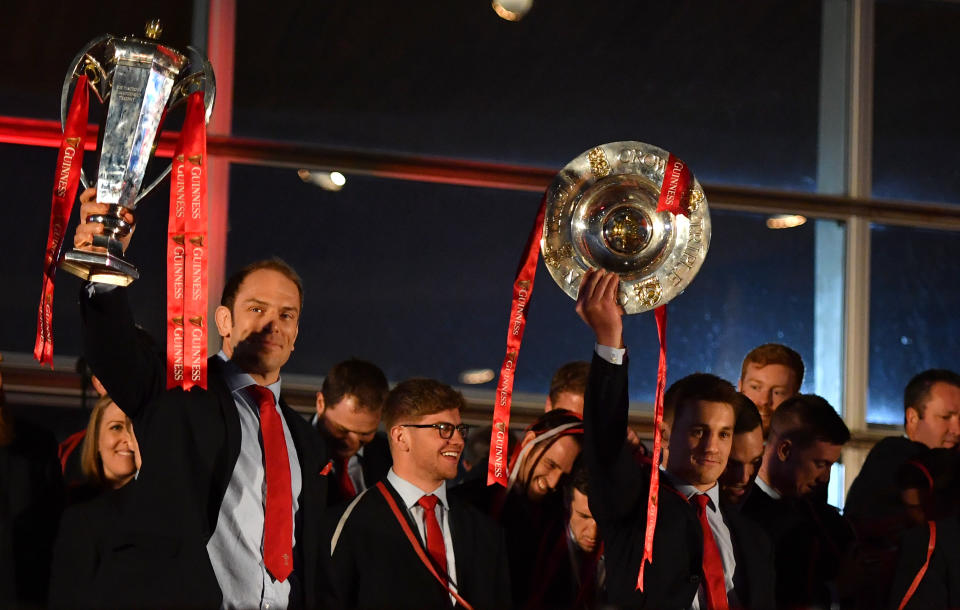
381,479,427,548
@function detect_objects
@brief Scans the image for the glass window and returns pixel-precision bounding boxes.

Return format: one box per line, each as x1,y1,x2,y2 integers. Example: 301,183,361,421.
867,223,960,424
874,0,960,204
234,0,822,190
225,165,833,409
0,140,171,358
0,3,195,120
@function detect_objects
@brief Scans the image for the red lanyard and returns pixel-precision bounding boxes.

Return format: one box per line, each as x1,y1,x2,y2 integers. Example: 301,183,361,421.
375,482,474,610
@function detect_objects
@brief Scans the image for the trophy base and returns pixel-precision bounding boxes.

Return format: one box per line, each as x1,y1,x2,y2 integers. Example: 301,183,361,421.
60,250,139,287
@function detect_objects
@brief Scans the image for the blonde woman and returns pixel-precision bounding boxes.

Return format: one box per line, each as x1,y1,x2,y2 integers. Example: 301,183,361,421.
49,396,141,608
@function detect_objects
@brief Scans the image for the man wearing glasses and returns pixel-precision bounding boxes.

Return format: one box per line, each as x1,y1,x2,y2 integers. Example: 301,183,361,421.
325,378,510,609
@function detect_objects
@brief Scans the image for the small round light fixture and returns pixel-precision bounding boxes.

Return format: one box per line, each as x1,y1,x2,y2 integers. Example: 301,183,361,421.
492,0,532,22
298,169,346,192
459,368,496,385
766,214,807,230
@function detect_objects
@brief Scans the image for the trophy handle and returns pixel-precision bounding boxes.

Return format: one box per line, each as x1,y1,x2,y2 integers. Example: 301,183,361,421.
134,45,216,203
61,34,113,191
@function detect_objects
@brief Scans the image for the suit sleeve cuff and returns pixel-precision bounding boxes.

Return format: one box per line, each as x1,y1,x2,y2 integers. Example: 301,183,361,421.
594,344,626,365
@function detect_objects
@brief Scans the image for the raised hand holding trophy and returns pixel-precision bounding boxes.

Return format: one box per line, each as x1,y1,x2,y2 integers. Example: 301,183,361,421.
35,21,215,392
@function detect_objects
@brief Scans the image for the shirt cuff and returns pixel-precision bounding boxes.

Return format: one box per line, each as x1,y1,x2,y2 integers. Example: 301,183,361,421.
595,343,626,365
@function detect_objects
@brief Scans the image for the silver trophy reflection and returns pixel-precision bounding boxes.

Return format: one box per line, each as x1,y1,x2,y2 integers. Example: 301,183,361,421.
59,20,215,285
541,141,711,313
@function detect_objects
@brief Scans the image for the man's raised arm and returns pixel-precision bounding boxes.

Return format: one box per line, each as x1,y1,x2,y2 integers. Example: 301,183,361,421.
577,269,646,521
75,187,165,420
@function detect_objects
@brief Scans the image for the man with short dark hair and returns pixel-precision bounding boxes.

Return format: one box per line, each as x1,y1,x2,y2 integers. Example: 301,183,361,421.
738,343,804,432
526,459,607,608
73,188,327,608
314,359,391,505
578,269,774,609
719,394,765,506
842,369,960,608
546,361,591,414
742,394,853,608
326,378,509,609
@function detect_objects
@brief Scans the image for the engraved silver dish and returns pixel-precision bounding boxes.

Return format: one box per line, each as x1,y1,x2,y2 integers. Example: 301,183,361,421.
541,141,711,314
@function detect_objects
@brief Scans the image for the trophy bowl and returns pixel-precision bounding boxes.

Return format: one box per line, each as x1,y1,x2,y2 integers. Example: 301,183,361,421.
58,21,215,286
541,141,711,314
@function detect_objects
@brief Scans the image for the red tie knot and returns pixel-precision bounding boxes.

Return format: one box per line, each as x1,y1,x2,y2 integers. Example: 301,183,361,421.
695,493,711,513
245,384,276,413
418,494,440,512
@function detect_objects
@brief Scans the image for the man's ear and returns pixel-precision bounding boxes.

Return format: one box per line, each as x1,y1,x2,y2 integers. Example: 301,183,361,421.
214,305,232,339
775,438,792,462
544,396,554,412
315,392,325,417
390,425,408,452
905,406,920,426
522,430,536,446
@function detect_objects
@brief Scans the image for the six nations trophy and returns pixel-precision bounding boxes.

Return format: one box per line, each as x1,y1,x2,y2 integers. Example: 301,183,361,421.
35,20,215,385
59,20,215,284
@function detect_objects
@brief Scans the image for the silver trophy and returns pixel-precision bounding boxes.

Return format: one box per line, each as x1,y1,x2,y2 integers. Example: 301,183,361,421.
59,20,215,286
541,141,711,314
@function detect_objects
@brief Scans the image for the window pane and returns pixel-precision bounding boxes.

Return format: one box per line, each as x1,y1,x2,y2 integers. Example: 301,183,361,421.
868,223,960,424
874,0,960,203
0,3,195,120
226,166,831,408
234,0,821,190
0,143,170,357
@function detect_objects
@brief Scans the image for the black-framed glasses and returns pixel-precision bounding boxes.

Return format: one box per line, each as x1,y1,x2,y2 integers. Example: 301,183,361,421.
399,423,470,439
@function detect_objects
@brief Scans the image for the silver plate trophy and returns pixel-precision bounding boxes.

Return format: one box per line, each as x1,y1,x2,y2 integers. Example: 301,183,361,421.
541,141,710,313
59,20,215,286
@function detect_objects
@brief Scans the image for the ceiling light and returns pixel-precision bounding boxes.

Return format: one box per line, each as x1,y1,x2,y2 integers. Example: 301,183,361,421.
766,214,807,229
298,168,346,191
492,0,532,21
459,368,495,385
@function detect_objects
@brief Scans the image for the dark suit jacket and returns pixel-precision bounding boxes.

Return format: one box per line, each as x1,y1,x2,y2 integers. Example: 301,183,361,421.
81,286,327,608
887,516,960,609
324,431,392,505
325,479,510,609
584,354,775,609
452,476,568,607
740,481,854,609
48,481,134,609
845,436,926,541
0,414,64,608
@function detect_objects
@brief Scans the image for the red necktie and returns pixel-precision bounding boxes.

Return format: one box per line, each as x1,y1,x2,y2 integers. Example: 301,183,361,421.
694,494,729,610
338,456,357,499
417,494,448,583
246,385,293,582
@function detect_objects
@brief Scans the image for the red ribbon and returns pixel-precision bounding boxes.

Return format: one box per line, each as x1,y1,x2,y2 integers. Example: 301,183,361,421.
638,305,668,591
656,153,693,216
34,76,89,367
167,92,208,390
487,195,547,487
637,153,692,590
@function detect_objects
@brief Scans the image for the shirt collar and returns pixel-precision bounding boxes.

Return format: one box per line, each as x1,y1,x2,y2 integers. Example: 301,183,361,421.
217,350,282,404
755,474,782,500
387,468,448,510
662,470,721,511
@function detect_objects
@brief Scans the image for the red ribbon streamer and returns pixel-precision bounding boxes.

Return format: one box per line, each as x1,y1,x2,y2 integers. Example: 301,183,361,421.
637,153,693,590
487,195,547,487
656,153,693,216
638,304,667,591
34,76,89,367
167,92,208,390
